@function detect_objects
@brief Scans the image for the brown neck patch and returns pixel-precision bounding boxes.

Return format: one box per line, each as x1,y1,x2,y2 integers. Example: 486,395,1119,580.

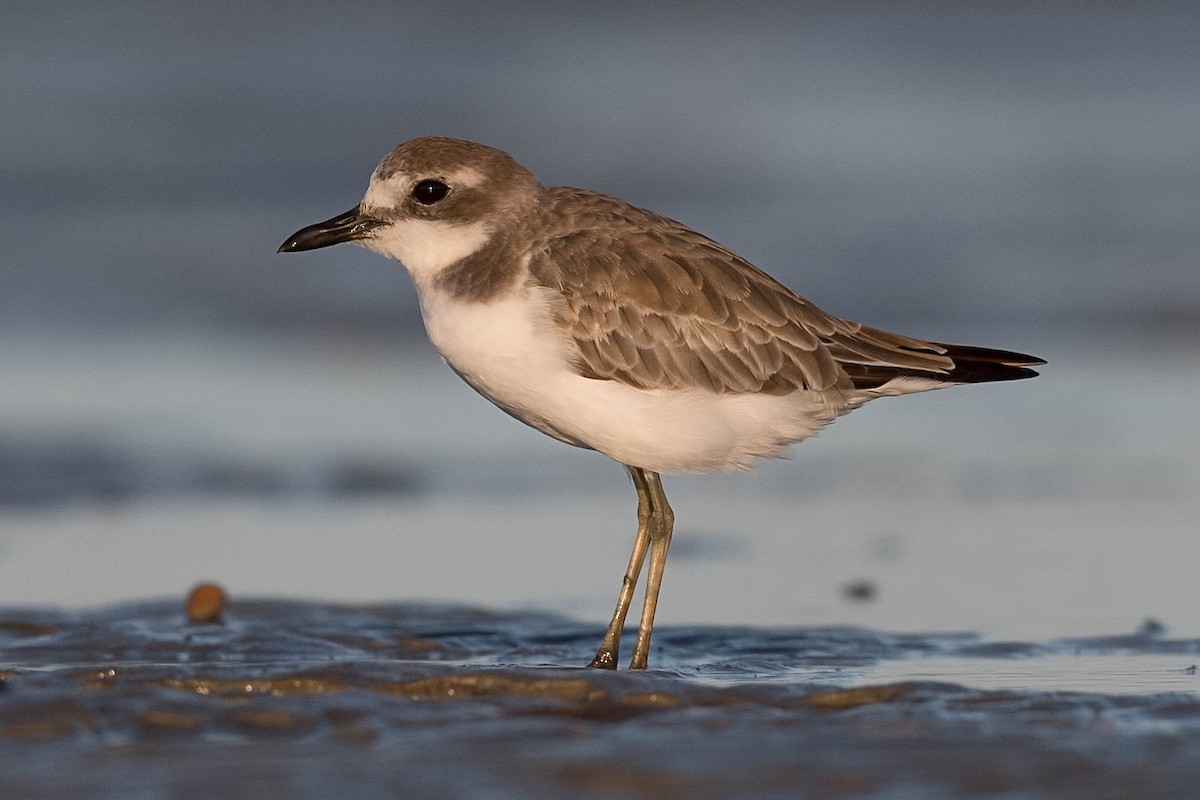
432,228,526,302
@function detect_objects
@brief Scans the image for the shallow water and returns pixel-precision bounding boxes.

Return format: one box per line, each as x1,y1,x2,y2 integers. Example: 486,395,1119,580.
2,335,1199,798
3,599,1200,799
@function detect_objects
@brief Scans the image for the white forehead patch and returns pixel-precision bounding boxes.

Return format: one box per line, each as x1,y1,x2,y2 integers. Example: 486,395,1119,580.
362,172,411,212
360,218,492,285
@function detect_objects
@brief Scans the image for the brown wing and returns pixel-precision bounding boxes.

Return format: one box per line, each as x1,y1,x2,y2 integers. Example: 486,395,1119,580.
528,189,1034,395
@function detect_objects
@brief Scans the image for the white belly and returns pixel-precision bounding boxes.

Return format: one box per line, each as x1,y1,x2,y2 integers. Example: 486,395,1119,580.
415,283,850,473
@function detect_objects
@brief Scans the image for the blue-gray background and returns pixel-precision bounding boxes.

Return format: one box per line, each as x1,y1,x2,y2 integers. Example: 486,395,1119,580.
1,2,1198,636
5,1,1197,333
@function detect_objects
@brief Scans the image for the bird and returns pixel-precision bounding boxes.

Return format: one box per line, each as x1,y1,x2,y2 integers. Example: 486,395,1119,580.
278,136,1044,670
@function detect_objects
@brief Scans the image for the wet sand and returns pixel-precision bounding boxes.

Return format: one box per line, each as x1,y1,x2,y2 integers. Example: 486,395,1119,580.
3,599,1199,799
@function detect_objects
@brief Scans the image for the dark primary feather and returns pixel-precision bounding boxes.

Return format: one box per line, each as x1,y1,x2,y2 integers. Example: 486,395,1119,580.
528,188,1042,395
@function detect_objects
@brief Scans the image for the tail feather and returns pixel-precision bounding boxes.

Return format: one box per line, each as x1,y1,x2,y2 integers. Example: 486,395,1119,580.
935,342,1045,384
844,342,1044,389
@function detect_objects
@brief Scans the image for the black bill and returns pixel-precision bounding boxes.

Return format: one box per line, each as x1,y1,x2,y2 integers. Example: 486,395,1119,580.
277,206,381,253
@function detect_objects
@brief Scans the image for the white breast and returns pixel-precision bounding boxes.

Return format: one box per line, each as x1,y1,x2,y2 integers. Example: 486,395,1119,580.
416,281,591,446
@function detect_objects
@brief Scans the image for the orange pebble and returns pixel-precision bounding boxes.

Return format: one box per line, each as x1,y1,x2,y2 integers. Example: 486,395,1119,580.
186,582,228,624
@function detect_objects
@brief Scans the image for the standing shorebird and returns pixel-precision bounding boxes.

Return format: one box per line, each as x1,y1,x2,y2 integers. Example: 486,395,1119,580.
279,137,1044,670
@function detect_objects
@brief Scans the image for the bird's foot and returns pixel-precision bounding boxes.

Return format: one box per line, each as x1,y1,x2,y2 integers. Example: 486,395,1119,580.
587,648,619,670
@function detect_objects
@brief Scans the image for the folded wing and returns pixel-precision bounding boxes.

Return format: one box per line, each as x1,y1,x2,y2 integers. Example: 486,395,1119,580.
528,190,1043,395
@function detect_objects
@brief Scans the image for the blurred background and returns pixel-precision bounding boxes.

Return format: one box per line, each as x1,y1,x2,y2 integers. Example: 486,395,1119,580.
1,2,1197,639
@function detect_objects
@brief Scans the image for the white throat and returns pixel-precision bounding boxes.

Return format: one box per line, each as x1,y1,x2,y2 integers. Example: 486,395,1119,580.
362,218,493,285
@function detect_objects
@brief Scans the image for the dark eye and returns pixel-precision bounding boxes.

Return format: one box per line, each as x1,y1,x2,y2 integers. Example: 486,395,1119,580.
412,179,450,205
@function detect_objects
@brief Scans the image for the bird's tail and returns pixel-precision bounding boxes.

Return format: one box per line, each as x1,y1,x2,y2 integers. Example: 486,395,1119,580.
934,342,1045,384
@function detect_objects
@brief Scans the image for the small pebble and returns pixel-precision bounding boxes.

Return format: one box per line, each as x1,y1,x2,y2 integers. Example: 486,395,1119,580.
186,582,228,624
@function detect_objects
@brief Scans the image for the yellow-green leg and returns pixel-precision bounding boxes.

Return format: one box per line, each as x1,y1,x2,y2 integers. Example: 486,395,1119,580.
628,469,673,670
588,466,675,670
588,466,653,669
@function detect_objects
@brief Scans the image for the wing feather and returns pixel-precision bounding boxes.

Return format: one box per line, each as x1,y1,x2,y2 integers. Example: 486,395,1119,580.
527,188,1012,395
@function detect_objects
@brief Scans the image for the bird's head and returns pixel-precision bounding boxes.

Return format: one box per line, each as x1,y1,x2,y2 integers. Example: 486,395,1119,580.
278,136,541,282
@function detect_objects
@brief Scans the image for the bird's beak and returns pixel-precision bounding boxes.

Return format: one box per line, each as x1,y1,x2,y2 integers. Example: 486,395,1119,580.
277,205,382,253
